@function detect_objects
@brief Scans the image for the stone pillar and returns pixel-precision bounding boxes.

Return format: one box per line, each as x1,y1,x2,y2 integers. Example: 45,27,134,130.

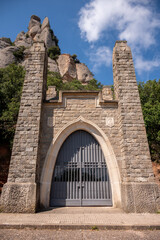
0,41,47,213
113,41,159,213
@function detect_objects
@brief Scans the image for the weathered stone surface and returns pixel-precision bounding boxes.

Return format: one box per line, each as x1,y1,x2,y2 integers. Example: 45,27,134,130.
46,86,57,100
102,86,113,100
41,17,50,30
15,31,25,41
28,16,55,48
39,28,55,49
57,54,77,81
48,55,94,84
0,37,19,68
28,15,41,31
0,46,17,68
0,37,12,44
0,41,48,213
0,15,93,82
29,25,41,38
48,57,59,72
113,40,158,212
121,183,158,213
76,63,93,83
0,182,36,213
19,48,30,69
0,38,11,49
20,59,28,69
113,40,154,183
14,31,33,48
49,55,94,84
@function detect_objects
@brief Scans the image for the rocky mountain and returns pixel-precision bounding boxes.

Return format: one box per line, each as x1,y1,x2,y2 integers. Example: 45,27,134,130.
49,54,93,84
0,15,93,84
0,38,18,68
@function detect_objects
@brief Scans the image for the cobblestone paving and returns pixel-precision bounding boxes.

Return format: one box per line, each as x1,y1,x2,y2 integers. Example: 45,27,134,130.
0,229,160,240
1,207,160,227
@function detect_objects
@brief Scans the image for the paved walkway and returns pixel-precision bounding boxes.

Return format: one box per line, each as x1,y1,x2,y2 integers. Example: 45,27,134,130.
0,207,160,230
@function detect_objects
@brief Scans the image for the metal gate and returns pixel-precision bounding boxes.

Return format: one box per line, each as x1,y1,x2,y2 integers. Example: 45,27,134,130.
50,130,112,206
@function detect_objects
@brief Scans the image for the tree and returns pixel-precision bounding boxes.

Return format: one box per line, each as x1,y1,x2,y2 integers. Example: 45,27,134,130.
138,79,160,162
85,78,103,90
0,64,25,147
47,71,63,91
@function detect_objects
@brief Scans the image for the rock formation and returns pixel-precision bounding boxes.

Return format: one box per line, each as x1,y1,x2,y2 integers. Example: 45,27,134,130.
76,63,94,84
57,54,77,81
0,15,94,84
14,32,33,48
0,38,18,68
15,15,56,49
48,58,59,73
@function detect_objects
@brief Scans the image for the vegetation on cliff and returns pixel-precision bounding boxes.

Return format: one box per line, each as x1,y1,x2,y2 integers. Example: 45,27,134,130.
47,71,103,91
13,46,25,62
47,46,61,60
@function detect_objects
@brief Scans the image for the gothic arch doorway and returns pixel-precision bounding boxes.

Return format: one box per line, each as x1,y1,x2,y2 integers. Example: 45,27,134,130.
40,117,121,209
50,130,112,206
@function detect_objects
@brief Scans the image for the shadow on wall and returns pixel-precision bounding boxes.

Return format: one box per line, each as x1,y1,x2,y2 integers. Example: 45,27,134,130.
0,145,11,194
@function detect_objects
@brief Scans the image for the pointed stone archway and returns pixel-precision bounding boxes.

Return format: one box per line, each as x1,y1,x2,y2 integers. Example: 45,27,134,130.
40,116,121,209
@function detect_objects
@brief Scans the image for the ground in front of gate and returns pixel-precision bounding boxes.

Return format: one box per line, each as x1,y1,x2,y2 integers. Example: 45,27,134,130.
0,229,160,240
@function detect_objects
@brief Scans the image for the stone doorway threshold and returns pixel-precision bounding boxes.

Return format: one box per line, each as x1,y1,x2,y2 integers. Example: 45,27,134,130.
40,207,123,214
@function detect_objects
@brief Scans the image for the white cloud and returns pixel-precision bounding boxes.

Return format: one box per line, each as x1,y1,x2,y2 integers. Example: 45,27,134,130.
78,0,160,48
134,55,160,74
78,0,160,74
88,46,112,72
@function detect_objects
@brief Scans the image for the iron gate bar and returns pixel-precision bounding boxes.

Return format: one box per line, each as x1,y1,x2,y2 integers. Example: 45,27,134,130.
50,130,112,206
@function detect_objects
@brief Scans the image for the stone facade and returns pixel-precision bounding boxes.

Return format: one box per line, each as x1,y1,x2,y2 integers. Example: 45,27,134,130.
0,42,47,212
1,40,160,213
113,41,160,212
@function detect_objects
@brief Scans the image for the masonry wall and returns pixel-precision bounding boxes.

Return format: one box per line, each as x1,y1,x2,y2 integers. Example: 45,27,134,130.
38,41,160,213
0,42,47,213
1,40,159,213
39,93,122,182
113,41,159,212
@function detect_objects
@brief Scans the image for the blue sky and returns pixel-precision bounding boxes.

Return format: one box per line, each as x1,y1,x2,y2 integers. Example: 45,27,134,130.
1,0,160,85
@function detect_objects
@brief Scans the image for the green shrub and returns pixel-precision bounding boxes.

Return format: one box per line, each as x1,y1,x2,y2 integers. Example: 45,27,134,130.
85,78,103,90
71,54,80,64
111,85,115,99
47,71,103,93
48,46,61,60
13,46,25,61
26,33,29,38
91,226,99,230
47,71,63,90
49,29,54,36
52,36,59,46
63,79,84,90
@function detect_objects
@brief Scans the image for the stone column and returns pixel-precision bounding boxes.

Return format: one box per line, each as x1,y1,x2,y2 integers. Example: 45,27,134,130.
113,41,159,213
0,41,47,213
